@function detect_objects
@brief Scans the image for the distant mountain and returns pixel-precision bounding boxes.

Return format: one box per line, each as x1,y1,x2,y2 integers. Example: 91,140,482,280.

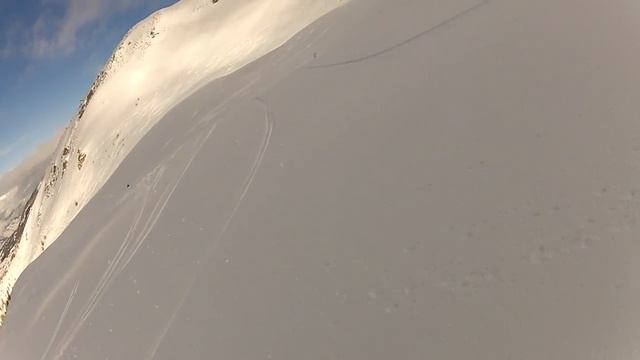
0,134,59,320
0,135,59,240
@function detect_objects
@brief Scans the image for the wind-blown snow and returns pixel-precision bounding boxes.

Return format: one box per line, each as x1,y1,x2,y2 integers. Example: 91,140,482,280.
0,0,346,324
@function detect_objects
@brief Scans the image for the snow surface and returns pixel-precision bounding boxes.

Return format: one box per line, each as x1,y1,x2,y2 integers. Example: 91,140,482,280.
0,0,345,325
3,0,640,358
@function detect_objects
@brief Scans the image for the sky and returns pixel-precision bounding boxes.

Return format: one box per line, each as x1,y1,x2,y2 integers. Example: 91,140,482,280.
0,0,177,174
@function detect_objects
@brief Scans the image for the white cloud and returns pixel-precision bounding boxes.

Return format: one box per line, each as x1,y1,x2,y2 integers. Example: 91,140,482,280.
33,0,136,57
2,0,163,58
0,135,28,158
0,146,12,158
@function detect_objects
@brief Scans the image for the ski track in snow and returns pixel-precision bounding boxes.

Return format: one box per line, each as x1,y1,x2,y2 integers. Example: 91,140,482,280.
112,82,257,280
65,84,256,339
49,85,258,360
308,0,489,69
26,214,120,333
51,134,212,360
39,280,79,360
0,0,346,331
145,98,275,360
219,97,275,242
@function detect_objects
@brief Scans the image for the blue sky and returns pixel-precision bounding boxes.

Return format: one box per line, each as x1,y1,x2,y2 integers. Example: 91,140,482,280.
0,0,177,174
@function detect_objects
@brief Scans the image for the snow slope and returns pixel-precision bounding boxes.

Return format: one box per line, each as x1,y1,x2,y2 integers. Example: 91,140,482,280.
4,0,640,358
0,0,345,324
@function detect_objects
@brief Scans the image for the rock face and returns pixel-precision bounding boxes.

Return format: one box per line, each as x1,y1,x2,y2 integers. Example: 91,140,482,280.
3,0,640,359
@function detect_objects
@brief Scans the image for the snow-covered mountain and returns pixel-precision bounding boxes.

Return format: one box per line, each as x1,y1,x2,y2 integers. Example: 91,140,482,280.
0,0,345,325
0,136,58,243
4,0,640,358
0,134,59,316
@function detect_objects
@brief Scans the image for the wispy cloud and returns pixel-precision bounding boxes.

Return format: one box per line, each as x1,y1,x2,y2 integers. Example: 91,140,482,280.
34,0,119,57
0,146,12,158
0,134,28,158
1,0,159,59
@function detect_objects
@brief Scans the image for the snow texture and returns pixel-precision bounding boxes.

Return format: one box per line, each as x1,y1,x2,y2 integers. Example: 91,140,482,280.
3,0,640,359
